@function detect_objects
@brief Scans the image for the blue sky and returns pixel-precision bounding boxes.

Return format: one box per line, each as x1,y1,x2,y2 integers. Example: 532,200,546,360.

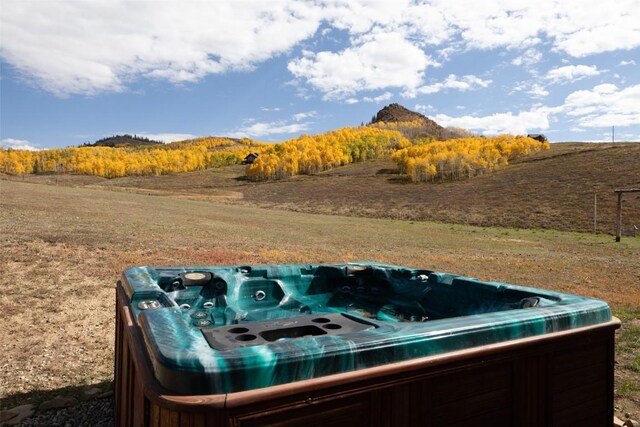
1,0,639,150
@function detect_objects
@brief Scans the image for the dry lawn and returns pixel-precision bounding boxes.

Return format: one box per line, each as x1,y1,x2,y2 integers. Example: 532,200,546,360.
235,142,640,233
0,178,638,418
7,143,640,235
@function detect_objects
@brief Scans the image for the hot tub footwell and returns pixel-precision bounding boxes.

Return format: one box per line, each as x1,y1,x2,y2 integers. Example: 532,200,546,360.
115,284,620,427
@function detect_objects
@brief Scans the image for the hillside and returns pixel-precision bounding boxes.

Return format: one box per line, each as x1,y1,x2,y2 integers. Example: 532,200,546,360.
235,143,640,234
1,106,472,179
85,134,164,147
5,142,638,235
1,135,266,177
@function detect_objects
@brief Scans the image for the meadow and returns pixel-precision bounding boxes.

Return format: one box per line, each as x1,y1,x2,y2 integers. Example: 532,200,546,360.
9,142,637,233
0,177,638,419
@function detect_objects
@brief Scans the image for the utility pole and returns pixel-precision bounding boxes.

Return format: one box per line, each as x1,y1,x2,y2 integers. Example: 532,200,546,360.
612,126,615,143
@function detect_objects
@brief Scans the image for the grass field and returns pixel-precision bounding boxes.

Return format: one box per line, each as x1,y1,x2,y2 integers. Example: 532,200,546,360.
1,158,639,418
236,142,640,233
10,142,638,234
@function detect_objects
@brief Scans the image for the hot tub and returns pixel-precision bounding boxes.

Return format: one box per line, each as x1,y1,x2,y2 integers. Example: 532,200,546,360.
114,262,619,426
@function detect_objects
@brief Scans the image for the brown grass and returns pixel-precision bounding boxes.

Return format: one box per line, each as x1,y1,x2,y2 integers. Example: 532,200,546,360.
1,150,639,417
234,142,640,233
10,142,637,234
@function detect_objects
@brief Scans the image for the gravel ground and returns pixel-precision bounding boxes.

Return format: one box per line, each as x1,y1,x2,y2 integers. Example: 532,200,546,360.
15,399,114,427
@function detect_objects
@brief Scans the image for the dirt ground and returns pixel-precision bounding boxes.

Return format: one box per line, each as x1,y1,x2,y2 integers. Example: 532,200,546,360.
1,179,638,418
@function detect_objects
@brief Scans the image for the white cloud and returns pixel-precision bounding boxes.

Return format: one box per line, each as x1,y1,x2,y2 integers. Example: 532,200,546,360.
0,1,321,95
135,133,197,143
0,138,41,150
364,92,393,103
404,74,491,98
1,0,639,97
510,81,549,99
288,32,435,100
344,92,393,104
228,122,311,139
436,1,542,50
562,83,640,127
437,46,458,61
414,104,435,114
320,1,455,45
261,107,281,112
433,109,550,135
437,0,640,57
545,65,602,84
292,111,317,121
228,112,316,139
544,0,640,57
616,133,640,141
320,0,640,68
511,48,543,67
528,84,549,98
619,60,637,66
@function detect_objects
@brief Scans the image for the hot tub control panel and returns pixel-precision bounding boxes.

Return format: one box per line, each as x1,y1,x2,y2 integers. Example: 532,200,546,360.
202,312,376,351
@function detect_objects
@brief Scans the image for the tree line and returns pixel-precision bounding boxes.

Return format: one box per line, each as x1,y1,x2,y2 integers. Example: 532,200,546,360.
0,138,266,178
392,134,549,182
0,126,549,182
245,127,408,180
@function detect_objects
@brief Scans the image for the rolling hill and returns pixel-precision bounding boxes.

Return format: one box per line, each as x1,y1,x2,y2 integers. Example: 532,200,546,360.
2,104,638,235
84,134,164,147
235,142,640,234
7,142,639,235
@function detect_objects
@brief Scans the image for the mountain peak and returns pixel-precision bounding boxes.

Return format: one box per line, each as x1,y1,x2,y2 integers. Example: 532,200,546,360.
370,103,470,140
372,103,427,124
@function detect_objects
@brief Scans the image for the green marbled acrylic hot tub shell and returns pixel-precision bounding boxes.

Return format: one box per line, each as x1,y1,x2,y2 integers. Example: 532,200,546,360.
121,262,611,395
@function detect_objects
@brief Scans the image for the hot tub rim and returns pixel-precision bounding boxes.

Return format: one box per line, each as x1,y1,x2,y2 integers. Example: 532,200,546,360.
117,283,620,412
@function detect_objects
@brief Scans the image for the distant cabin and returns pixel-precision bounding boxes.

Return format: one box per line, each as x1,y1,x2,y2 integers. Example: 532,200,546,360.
242,153,260,165
527,134,548,142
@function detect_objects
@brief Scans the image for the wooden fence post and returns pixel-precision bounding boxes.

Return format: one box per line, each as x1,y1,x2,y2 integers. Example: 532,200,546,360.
615,192,622,242
614,188,640,242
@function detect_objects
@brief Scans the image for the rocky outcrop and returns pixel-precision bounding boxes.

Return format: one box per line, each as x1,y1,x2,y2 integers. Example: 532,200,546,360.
371,103,471,140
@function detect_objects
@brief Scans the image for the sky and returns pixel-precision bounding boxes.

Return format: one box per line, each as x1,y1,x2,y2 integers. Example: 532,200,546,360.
1,0,640,150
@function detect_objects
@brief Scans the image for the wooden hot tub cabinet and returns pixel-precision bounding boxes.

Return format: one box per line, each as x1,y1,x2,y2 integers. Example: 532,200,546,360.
114,285,620,427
